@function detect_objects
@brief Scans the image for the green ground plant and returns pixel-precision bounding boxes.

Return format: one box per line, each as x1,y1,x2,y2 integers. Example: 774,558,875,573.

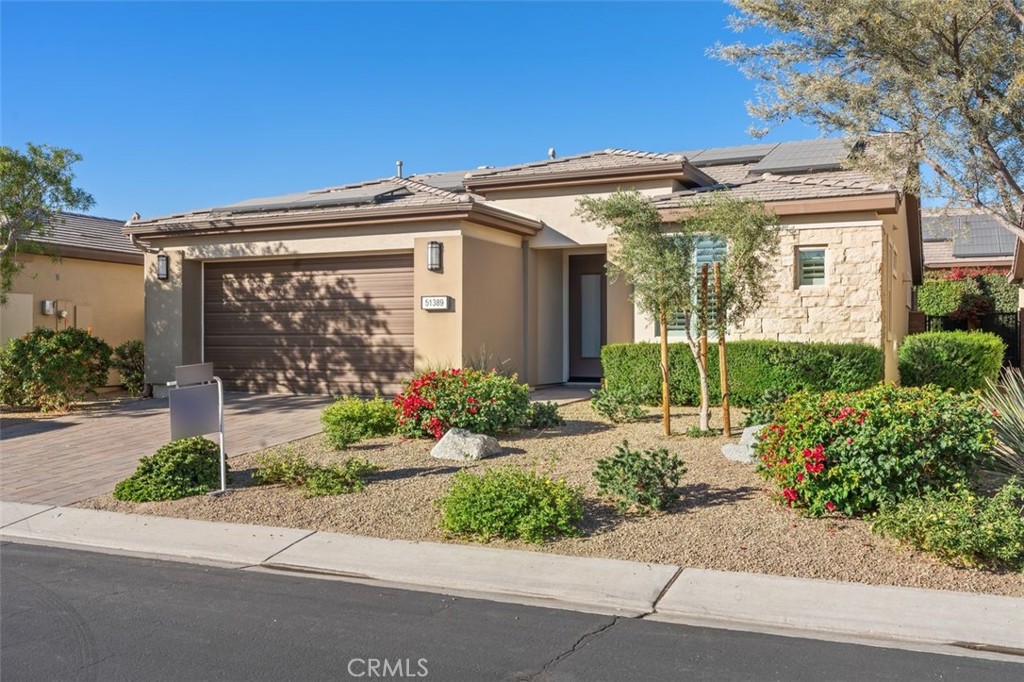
320,394,398,448
872,478,1024,571
590,387,645,423
113,437,224,502
437,466,584,543
253,449,379,497
594,441,686,514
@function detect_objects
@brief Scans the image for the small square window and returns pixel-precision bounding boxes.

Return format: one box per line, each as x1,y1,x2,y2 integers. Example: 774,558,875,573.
797,248,826,286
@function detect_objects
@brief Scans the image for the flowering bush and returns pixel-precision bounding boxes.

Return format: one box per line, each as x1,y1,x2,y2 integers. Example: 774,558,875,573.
393,368,531,439
755,385,995,516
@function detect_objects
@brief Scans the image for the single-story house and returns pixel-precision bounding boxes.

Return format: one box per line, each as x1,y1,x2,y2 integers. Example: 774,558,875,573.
1,212,144,385
125,137,922,397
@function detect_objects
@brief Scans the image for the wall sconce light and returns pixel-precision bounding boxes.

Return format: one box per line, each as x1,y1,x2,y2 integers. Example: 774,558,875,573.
156,253,170,280
426,241,443,272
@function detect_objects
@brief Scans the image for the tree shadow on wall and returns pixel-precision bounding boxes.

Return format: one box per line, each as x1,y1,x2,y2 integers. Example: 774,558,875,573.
203,254,413,397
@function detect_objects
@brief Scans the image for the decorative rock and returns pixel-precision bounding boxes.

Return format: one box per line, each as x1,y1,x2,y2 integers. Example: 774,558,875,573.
431,428,503,461
721,444,755,464
722,425,765,464
739,425,765,447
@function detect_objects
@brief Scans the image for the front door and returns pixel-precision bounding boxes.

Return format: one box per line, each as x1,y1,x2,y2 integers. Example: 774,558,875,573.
568,254,607,381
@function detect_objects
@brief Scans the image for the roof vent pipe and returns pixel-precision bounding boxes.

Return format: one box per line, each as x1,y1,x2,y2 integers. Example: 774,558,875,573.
396,160,403,178
548,147,556,159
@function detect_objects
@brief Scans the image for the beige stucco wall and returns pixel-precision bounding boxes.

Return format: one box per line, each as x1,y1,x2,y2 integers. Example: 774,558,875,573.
461,234,524,376
2,254,143,386
527,248,564,385
145,250,203,393
881,200,914,381
487,180,677,248
413,235,463,371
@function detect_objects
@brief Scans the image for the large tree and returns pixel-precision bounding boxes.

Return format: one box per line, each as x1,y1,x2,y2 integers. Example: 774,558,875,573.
577,191,780,434
0,143,94,304
714,0,1024,240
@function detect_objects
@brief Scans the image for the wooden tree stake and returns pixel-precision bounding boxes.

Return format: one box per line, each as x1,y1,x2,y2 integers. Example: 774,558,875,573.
714,262,730,436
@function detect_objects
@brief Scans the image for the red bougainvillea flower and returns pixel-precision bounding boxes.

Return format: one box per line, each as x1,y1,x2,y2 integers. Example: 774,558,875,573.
825,501,837,512
796,473,805,483
782,488,798,504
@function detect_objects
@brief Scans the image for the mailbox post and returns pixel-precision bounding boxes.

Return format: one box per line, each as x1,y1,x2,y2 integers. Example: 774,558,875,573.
167,363,227,494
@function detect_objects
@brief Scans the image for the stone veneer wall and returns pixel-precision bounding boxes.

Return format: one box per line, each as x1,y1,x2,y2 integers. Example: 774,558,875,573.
730,225,884,346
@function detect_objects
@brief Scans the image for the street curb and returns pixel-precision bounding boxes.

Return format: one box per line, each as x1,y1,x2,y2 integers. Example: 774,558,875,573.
652,567,1024,652
0,505,312,568
2,501,1022,655
264,530,678,617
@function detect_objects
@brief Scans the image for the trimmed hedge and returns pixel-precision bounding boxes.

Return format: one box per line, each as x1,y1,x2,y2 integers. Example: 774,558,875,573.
601,340,883,407
898,331,1004,392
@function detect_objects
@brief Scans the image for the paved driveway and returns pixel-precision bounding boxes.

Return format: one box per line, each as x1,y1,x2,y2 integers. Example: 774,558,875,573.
0,393,329,507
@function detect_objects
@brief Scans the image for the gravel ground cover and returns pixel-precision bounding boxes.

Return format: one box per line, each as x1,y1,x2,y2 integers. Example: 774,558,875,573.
77,401,1024,597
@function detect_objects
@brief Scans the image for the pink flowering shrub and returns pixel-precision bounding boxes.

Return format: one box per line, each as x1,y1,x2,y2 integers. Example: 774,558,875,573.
394,368,531,440
755,385,994,516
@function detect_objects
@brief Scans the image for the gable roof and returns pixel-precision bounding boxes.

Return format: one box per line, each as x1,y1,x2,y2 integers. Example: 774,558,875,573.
125,176,542,238
30,212,142,264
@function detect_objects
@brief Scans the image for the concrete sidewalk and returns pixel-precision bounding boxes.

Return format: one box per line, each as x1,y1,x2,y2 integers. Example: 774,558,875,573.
2,501,1021,659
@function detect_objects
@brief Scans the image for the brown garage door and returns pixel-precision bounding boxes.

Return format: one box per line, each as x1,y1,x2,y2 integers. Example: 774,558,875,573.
203,254,414,395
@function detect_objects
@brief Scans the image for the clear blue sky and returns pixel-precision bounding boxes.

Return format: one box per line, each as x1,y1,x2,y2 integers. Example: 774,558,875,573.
2,1,820,220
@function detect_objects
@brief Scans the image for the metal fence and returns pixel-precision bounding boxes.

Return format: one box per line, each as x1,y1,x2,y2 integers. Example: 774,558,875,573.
924,313,1021,368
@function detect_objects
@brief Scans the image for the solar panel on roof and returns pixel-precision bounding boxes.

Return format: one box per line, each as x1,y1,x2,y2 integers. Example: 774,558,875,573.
920,216,960,242
951,216,1017,258
211,183,408,214
750,139,852,174
687,143,779,167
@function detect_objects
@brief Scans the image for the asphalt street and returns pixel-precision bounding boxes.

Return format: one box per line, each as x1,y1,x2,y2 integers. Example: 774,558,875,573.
1,542,1020,682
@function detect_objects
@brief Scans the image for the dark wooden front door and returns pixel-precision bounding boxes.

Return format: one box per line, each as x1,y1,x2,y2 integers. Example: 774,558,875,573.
568,254,607,381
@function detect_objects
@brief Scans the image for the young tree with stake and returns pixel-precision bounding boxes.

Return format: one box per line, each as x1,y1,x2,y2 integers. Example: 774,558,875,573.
577,191,780,434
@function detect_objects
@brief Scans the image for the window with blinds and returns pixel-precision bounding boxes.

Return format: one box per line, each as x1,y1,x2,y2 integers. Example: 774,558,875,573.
660,236,727,332
797,248,826,286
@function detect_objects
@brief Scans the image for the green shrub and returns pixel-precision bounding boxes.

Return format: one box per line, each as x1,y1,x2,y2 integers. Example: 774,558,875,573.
525,401,564,429
253,450,379,497
0,326,112,411
755,384,995,516
982,367,1024,478
320,394,398,448
898,331,1004,392
113,436,224,502
394,368,531,439
590,387,645,423
112,340,145,397
601,340,883,408
977,273,1021,314
743,388,790,427
437,466,584,543
872,478,1024,570
916,277,983,317
594,441,686,514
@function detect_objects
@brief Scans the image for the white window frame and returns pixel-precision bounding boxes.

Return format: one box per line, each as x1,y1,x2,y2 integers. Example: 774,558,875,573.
796,247,827,287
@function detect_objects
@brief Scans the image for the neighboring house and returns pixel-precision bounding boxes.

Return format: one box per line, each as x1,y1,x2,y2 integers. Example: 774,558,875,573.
0,212,144,385
920,209,1017,271
125,137,922,396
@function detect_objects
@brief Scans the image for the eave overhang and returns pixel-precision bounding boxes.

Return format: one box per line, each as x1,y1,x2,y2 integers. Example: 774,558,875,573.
124,202,543,240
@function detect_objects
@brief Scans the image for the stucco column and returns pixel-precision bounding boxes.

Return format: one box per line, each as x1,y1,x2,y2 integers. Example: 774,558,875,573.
144,250,202,396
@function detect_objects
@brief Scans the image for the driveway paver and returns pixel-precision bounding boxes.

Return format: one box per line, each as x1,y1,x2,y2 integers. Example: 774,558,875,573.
0,393,329,506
